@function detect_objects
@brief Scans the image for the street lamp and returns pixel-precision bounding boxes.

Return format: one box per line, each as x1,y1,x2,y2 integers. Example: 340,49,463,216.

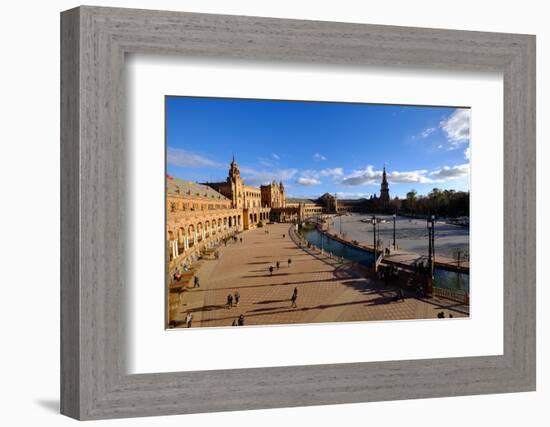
371,215,377,261
431,215,436,277
427,214,435,278
392,213,396,250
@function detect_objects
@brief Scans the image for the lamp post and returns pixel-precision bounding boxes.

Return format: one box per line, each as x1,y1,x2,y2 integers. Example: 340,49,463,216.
392,213,396,250
371,215,377,262
427,215,435,279
431,215,435,277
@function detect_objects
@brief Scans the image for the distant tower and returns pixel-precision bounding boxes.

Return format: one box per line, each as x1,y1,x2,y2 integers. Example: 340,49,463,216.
228,154,240,180
227,155,243,209
279,181,286,207
380,165,390,206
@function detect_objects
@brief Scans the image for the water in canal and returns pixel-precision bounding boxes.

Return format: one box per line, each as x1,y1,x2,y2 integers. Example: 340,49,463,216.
300,227,469,294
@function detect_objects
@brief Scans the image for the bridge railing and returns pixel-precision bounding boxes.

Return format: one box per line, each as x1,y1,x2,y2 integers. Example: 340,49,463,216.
433,287,469,305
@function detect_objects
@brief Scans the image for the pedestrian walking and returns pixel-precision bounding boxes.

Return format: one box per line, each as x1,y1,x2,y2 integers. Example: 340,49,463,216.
291,292,298,308
234,291,240,306
282,234,286,239
193,275,200,288
269,266,274,276
399,288,405,302
240,237,243,243
288,258,292,267
238,314,245,326
232,318,238,326
227,293,233,308
276,261,280,269
185,312,193,328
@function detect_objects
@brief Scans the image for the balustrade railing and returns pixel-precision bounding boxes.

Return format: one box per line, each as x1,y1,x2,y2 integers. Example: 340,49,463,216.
433,287,469,305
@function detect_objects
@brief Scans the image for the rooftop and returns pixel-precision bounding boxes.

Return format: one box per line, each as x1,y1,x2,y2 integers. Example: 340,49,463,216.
286,197,320,205
167,177,229,200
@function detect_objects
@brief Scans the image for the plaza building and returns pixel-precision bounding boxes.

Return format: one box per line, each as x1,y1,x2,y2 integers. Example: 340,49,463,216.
166,178,243,270
166,157,282,273
166,158,392,274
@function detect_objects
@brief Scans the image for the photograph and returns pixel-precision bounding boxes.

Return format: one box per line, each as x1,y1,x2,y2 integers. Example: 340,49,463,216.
165,96,470,329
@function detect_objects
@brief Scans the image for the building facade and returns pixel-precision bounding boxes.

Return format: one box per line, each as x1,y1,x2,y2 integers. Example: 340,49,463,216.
167,157,278,273
166,159,392,273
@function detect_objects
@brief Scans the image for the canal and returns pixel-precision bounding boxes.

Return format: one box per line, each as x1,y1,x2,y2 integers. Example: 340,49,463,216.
300,227,469,294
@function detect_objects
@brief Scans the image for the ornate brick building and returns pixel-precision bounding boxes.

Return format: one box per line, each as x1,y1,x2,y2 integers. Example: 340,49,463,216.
167,157,277,272
166,159,391,273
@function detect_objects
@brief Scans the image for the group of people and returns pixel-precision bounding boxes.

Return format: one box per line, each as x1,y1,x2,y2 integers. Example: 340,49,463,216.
378,264,399,286
226,290,240,308
232,314,245,326
172,263,191,282
413,259,433,277
223,235,243,247
437,311,453,318
268,258,292,275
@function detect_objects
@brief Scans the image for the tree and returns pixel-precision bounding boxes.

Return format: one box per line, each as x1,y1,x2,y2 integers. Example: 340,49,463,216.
406,190,417,214
390,196,402,212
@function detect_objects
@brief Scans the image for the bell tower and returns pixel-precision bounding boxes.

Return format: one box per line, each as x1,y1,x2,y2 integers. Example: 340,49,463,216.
279,181,286,207
380,164,390,206
227,155,243,209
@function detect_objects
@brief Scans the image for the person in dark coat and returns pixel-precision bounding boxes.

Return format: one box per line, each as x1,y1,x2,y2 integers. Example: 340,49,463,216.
291,287,298,308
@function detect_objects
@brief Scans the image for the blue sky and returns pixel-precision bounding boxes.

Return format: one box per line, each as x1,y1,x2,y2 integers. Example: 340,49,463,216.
166,96,470,199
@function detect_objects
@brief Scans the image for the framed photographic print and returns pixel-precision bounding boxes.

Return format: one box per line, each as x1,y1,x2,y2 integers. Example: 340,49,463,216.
164,96,471,330
61,6,536,420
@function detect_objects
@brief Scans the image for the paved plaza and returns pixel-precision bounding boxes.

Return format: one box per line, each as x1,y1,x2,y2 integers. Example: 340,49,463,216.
175,223,468,328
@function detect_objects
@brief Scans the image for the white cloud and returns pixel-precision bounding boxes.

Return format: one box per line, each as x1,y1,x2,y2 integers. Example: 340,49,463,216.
464,146,470,160
313,153,327,161
317,168,344,178
390,170,434,184
271,153,280,160
421,127,436,138
295,168,344,186
240,166,298,186
440,109,470,147
437,144,444,149
296,177,321,186
430,163,469,180
339,165,381,186
167,147,223,168
335,192,371,199
340,165,437,186
258,158,274,167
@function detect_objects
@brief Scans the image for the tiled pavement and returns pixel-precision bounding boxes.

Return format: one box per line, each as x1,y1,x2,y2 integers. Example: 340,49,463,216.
176,223,468,329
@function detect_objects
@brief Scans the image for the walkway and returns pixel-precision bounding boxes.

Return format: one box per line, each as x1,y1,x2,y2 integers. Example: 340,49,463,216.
174,223,468,328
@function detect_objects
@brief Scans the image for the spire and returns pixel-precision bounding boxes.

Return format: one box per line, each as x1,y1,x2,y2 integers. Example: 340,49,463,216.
228,154,240,181
380,163,390,204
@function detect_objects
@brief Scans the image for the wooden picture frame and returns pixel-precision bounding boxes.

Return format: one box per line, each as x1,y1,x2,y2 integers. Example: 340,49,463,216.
60,5,536,420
